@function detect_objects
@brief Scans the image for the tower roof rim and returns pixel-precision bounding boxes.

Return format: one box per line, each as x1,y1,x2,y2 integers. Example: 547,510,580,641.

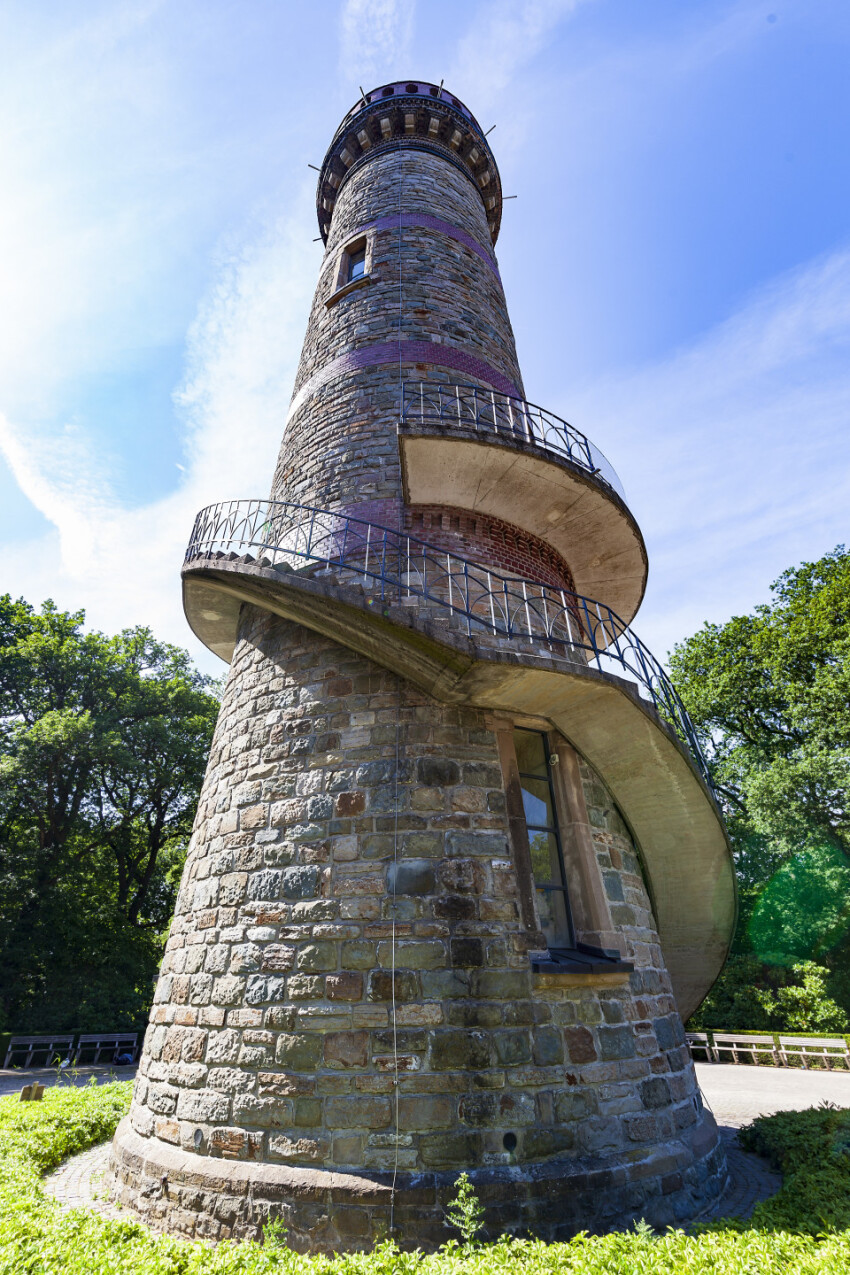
332,81,484,144
316,83,502,246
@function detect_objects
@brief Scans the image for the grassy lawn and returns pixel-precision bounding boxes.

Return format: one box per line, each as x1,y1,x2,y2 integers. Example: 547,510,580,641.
2,1081,850,1273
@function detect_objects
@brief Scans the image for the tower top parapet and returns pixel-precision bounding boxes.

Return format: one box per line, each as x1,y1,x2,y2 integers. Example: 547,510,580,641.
316,80,502,245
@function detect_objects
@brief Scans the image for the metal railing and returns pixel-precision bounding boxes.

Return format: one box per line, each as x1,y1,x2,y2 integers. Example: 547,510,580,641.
187,500,710,789
399,381,625,500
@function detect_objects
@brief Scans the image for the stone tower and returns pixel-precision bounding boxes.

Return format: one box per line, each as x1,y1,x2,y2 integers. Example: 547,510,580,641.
110,81,736,1249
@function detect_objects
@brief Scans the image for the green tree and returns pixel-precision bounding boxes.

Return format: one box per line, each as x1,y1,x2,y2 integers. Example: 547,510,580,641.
0,596,220,1032
670,547,850,1027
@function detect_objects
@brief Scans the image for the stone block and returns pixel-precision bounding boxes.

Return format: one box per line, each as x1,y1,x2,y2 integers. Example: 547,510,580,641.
175,1088,231,1123
564,1026,597,1064
641,1077,672,1109
293,1097,323,1126
281,866,321,899
210,1127,254,1159
532,1026,564,1066
275,1033,323,1070
523,1127,576,1158
232,1094,293,1128
436,859,486,895
247,870,282,902
335,791,366,816
554,1089,598,1122
458,1091,535,1127
297,942,337,971
206,1030,241,1064
367,970,419,1002
417,757,459,786
398,1094,452,1129
471,969,530,999
268,1134,330,1162
654,1015,684,1052
449,937,484,967
598,1026,636,1061
430,1030,493,1071
387,859,435,895
327,972,363,1000
325,1095,391,1129
495,1031,531,1066
341,940,377,968
377,940,446,970
324,1031,369,1068
332,1134,364,1164
419,1131,481,1167
261,945,297,972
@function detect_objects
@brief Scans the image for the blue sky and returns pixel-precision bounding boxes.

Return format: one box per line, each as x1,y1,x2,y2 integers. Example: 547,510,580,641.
1,0,848,673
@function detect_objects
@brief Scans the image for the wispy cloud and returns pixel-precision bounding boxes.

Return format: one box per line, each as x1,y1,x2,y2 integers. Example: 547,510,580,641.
0,185,318,668
338,0,415,89
448,0,590,113
565,247,850,657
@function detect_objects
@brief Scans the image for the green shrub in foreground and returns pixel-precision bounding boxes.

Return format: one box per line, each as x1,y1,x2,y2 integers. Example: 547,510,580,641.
2,1082,850,1273
740,1103,850,1233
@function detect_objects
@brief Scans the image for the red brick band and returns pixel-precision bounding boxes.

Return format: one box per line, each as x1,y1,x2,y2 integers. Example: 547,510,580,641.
287,341,520,420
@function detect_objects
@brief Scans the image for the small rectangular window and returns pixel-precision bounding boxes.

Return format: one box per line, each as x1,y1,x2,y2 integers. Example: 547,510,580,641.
513,728,574,948
348,247,366,281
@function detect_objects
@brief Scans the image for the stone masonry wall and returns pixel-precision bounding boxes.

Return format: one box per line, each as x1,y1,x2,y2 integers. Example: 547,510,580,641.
271,149,525,521
113,604,724,1246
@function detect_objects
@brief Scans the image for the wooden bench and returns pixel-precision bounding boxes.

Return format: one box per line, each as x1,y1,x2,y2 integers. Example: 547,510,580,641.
73,1032,138,1066
711,1033,778,1065
686,1031,712,1060
778,1035,850,1069
3,1035,74,1069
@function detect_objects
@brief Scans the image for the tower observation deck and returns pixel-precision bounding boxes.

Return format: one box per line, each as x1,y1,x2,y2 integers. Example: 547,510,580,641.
110,82,735,1249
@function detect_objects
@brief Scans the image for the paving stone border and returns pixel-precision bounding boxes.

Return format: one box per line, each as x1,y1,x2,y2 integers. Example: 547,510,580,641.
43,1123,778,1230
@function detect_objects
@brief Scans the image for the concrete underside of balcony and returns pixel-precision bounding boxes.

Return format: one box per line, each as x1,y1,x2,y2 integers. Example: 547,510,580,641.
182,558,734,1021
397,425,648,624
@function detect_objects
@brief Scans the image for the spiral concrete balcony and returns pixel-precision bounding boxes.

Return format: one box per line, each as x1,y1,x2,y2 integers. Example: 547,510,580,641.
182,499,734,1019
397,381,647,624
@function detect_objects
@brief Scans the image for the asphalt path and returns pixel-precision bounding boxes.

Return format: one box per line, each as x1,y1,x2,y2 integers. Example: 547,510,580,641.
696,1060,850,1127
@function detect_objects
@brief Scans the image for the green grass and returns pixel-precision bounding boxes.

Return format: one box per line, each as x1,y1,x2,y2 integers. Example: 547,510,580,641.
2,1081,850,1273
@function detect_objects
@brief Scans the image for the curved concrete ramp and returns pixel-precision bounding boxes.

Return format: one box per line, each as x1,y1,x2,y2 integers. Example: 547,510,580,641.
183,560,735,1019
398,427,648,624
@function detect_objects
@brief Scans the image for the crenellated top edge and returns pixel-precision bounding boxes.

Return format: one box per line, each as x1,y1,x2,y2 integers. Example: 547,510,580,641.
316,81,502,246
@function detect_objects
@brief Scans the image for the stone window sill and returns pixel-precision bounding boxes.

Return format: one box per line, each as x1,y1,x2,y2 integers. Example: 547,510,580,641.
325,274,375,308
530,943,633,978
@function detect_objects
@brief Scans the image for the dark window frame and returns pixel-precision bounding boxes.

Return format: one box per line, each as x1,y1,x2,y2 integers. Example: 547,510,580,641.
513,726,576,948
347,245,367,282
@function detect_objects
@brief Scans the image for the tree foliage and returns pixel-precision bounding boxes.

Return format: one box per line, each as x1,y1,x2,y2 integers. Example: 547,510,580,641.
670,547,850,1027
0,595,220,1032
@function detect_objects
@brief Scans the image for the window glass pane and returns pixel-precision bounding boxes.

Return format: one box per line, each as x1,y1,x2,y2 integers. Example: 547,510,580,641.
348,248,366,280
521,777,555,830
535,888,571,947
528,830,561,886
514,728,547,777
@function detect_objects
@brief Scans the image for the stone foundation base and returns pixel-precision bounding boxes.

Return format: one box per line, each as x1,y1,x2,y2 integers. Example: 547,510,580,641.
109,1111,727,1251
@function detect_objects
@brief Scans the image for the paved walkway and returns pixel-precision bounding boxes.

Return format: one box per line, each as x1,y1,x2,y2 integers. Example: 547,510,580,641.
696,1060,850,1127
48,1142,124,1221
0,1065,136,1097
695,1062,850,1222
29,1064,850,1229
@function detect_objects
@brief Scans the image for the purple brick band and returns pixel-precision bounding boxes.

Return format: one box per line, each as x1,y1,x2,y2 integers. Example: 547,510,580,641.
287,341,520,420
344,213,501,279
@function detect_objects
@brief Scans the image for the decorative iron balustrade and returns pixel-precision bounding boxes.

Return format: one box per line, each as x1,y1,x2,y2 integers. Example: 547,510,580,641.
186,499,710,791
399,381,625,500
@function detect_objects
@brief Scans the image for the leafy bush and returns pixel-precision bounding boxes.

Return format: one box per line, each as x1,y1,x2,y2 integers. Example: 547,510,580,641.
3,1082,850,1273
689,955,849,1032
740,1103,850,1233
